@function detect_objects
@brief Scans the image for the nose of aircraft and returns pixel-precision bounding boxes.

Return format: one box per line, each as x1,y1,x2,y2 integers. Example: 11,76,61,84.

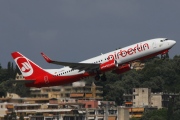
167,40,176,48
169,40,176,46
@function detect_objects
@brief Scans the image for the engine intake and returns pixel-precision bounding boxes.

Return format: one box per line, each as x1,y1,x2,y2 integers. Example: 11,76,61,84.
100,60,118,72
112,64,131,74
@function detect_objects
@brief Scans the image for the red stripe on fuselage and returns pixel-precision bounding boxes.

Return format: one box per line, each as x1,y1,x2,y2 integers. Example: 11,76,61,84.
25,72,92,88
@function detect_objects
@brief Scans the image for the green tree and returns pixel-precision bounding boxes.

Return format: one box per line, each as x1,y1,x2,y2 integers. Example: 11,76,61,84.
19,114,24,120
7,62,11,78
0,88,6,97
4,112,16,120
0,63,2,69
0,68,8,82
173,110,180,120
167,96,174,120
130,117,140,120
140,108,167,120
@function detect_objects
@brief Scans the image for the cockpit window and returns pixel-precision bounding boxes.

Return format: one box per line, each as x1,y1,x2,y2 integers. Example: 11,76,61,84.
161,38,168,42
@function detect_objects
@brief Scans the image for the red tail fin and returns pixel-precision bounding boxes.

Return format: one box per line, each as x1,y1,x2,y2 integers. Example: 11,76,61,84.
11,52,47,80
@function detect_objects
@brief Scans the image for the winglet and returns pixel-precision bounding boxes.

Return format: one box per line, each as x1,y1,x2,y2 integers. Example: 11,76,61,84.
41,52,53,63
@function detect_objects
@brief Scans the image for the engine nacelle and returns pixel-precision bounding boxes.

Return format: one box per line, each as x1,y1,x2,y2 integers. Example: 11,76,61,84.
100,60,118,72
112,64,131,74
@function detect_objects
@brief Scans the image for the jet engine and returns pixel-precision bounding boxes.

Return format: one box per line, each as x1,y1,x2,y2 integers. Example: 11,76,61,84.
100,59,118,72
112,64,131,74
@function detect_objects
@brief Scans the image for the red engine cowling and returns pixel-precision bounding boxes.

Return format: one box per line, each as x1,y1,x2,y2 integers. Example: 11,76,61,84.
112,64,131,74
100,60,118,72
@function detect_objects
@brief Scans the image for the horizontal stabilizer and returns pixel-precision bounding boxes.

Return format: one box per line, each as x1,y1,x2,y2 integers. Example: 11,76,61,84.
10,80,35,83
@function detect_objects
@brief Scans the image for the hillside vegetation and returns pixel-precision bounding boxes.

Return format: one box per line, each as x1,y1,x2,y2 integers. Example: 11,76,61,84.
1,56,180,100
1,56,180,119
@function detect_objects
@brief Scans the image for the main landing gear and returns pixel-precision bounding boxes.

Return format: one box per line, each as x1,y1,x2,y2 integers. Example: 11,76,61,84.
101,74,107,81
94,73,107,81
161,53,169,59
160,50,169,59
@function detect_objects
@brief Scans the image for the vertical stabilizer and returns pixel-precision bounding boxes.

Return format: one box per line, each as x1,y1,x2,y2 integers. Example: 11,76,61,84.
11,52,47,80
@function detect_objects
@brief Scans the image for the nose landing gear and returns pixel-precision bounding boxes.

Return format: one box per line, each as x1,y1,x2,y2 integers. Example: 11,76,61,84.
161,50,169,59
94,73,107,81
101,73,107,81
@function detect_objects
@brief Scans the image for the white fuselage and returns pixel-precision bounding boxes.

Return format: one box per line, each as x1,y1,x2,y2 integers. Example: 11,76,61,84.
45,38,176,76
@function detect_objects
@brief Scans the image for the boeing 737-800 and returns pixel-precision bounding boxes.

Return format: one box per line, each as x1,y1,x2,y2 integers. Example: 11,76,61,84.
11,38,176,87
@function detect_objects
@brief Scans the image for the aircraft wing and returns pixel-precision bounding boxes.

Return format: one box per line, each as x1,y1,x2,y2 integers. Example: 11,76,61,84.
41,53,99,71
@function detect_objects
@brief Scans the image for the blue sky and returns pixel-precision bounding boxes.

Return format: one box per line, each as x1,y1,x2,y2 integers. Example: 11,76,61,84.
0,1,179,68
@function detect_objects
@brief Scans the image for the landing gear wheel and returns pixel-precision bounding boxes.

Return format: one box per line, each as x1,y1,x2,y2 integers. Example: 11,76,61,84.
101,74,107,81
95,75,100,81
161,54,166,59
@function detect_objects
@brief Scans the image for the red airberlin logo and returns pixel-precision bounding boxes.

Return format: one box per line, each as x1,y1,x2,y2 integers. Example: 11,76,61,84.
108,43,149,60
15,57,33,77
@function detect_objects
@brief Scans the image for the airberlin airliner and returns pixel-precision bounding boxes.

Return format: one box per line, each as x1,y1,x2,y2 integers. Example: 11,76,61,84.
11,38,176,88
